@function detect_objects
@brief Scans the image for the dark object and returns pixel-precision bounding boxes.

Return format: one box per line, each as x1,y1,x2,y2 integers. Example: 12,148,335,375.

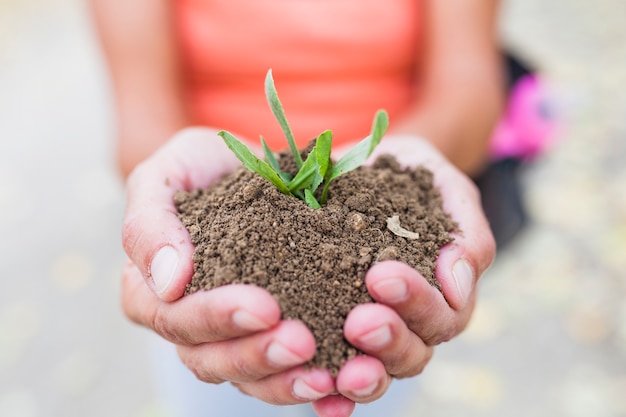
474,52,534,250
505,52,533,90
474,158,528,250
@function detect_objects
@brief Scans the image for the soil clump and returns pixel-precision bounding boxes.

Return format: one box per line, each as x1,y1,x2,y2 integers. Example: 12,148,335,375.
175,150,456,375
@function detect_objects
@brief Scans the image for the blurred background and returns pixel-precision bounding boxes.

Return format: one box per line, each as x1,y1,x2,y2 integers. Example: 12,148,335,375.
1,0,625,416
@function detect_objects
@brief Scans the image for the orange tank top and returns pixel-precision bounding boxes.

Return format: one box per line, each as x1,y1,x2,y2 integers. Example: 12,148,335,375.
174,0,423,150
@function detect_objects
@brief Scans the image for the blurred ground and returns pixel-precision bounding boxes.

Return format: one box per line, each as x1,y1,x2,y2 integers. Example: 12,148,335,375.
0,1,625,416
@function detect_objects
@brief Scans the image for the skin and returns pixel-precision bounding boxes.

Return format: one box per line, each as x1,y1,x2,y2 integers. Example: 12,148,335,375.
90,0,190,178
121,130,495,416
91,0,501,416
392,0,503,176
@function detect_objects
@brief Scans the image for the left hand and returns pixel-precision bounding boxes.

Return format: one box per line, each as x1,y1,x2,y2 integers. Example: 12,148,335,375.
314,134,496,415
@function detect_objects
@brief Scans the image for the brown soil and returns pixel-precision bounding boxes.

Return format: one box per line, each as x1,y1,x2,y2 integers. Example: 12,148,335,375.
175,150,456,375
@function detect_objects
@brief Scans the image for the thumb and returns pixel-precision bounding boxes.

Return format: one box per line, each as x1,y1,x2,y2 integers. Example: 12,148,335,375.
122,128,240,301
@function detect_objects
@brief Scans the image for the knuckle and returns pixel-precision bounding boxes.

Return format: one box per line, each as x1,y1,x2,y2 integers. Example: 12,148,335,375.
234,381,283,405
179,349,225,384
395,346,434,378
421,325,457,346
151,306,188,344
190,364,224,385
384,344,412,376
261,387,285,406
386,338,432,378
385,336,433,378
230,354,263,382
231,382,252,396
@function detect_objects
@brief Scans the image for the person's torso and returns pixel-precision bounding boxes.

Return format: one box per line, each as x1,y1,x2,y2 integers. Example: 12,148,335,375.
174,0,423,149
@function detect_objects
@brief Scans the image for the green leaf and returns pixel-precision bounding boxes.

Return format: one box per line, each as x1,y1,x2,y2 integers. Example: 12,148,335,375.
309,130,332,193
260,135,281,172
315,130,333,180
329,110,389,180
260,135,292,183
218,130,293,196
304,189,321,209
265,69,303,168
288,130,333,194
319,110,389,205
287,148,320,193
319,175,334,205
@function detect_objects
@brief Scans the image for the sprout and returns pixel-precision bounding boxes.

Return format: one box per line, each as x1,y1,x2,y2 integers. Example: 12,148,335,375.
218,69,389,208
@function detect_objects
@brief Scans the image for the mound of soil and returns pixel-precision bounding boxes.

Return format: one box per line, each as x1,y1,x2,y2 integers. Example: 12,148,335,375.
175,151,456,375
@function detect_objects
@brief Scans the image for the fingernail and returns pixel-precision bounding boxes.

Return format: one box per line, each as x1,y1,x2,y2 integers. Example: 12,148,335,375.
352,381,378,397
293,378,326,400
150,246,178,296
232,309,270,331
452,259,474,307
267,341,305,367
358,325,392,349
371,278,407,303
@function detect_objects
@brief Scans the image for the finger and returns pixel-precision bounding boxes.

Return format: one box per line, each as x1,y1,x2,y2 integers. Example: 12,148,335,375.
121,261,281,345
366,261,462,345
344,303,433,378
364,140,495,344
431,159,496,311
366,136,496,310
122,128,240,301
233,367,336,406
335,355,391,403
178,320,316,385
312,395,356,417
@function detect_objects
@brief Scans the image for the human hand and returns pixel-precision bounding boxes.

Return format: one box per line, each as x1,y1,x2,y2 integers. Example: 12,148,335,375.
120,128,352,417
319,135,495,411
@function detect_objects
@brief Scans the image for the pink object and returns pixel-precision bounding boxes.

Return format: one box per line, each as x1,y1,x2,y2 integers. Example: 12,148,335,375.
490,75,562,161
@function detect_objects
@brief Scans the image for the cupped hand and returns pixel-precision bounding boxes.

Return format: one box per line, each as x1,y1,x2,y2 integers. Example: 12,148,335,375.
120,128,349,416
121,129,494,417
332,134,496,404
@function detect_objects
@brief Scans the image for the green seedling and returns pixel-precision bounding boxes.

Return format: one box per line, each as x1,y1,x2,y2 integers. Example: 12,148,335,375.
218,69,389,208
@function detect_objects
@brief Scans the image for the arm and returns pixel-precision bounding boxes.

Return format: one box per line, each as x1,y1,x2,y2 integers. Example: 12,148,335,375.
90,0,189,178
391,0,504,176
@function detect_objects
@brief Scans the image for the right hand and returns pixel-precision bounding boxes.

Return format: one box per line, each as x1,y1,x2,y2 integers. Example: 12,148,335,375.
120,128,354,416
